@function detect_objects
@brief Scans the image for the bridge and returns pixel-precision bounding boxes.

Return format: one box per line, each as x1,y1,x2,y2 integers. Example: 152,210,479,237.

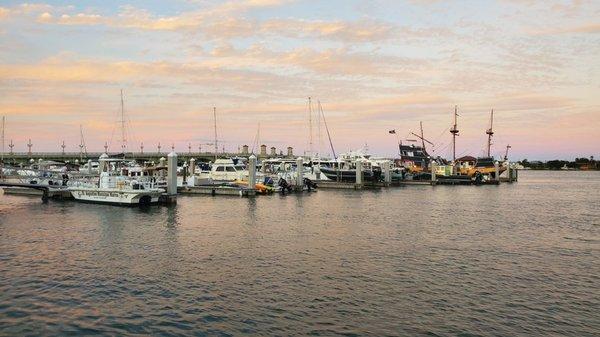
1,150,294,164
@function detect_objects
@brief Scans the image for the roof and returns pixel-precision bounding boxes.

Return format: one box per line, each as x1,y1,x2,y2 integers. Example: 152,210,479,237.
456,155,477,162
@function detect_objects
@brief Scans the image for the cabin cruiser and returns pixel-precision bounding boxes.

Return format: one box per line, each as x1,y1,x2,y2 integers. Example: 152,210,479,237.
68,155,164,206
319,149,382,182
196,158,250,182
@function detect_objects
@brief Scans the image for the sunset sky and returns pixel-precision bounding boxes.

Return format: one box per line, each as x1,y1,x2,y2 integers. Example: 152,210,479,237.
0,0,599,160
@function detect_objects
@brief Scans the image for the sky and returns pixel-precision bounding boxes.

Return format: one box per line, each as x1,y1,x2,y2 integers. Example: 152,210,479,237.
0,0,599,160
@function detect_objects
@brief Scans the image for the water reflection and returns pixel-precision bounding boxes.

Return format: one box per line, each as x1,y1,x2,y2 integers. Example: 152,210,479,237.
0,171,598,336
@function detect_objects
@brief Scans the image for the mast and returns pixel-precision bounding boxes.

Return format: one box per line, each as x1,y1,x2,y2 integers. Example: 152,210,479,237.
420,121,425,152
79,124,87,161
120,89,126,154
450,105,460,162
213,107,218,161
486,109,494,157
318,101,337,160
308,97,313,158
318,99,322,158
1,116,4,165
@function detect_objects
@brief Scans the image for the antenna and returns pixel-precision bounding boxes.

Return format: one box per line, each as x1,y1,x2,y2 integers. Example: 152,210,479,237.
120,89,127,154
486,109,494,157
213,107,218,161
308,97,313,158
450,105,460,161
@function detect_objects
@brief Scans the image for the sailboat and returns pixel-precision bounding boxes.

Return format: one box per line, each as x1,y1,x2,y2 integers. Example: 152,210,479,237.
68,91,165,206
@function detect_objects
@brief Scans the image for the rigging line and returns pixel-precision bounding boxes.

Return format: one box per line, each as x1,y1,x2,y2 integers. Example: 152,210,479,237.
107,120,116,153
126,115,137,149
432,127,450,147
319,101,336,160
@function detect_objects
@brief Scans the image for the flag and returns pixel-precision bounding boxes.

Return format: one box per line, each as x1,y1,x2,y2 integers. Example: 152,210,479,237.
389,129,396,134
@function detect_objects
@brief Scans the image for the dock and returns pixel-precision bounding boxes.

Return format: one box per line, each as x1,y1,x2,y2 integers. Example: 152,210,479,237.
178,185,257,197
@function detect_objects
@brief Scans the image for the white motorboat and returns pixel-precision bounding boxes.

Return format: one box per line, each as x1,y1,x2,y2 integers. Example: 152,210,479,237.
68,155,164,206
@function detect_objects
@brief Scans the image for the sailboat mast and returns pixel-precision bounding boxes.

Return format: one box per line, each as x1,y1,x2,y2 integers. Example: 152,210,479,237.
450,105,460,161
213,107,218,161
120,89,126,153
1,116,5,165
420,121,426,153
319,101,336,160
79,124,87,161
308,97,313,158
318,100,322,158
486,109,494,157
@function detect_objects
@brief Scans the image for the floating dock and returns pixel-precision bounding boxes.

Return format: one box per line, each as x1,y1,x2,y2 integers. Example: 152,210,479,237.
315,180,380,190
178,185,257,197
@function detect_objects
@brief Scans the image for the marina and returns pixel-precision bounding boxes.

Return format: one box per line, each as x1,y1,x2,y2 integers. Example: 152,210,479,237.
1,0,599,336
0,104,521,205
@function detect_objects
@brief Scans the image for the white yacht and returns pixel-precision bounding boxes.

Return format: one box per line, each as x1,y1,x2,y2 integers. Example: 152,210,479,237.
197,158,250,182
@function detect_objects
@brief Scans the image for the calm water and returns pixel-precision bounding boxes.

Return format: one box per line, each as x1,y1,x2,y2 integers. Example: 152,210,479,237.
1,171,599,336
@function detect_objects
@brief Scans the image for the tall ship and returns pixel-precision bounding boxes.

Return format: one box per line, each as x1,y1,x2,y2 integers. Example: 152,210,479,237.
455,109,506,178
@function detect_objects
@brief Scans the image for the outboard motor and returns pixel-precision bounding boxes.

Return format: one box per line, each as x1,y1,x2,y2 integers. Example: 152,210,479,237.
373,167,383,182
278,178,292,194
474,171,483,185
303,177,317,191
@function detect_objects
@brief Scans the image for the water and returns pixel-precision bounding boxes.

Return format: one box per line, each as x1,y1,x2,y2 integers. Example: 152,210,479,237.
1,171,598,336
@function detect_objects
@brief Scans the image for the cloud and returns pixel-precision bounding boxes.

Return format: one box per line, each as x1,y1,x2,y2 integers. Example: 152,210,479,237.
261,19,396,42
0,7,9,20
531,23,600,35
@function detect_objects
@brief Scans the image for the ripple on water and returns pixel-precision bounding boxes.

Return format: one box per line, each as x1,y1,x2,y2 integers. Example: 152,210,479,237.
0,171,599,336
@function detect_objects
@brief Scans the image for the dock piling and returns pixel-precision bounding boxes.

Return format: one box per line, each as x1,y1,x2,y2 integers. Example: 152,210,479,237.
249,155,257,190
296,157,303,189
189,158,195,176
355,159,363,188
167,152,177,195
431,161,437,185
383,160,391,185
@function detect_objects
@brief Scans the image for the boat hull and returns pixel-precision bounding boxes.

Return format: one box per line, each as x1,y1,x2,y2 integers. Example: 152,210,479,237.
320,167,381,183
69,188,162,206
